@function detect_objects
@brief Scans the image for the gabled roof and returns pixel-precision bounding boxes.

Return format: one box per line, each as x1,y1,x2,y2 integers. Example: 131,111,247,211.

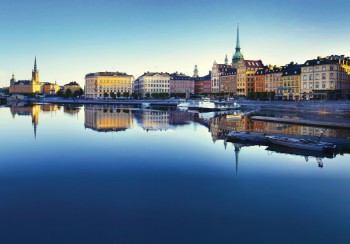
243,60,264,68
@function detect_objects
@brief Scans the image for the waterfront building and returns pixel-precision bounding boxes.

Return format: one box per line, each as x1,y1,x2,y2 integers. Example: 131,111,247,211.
169,72,194,98
64,81,82,93
300,56,350,99
254,68,267,93
135,72,170,98
9,57,43,94
220,67,237,94
265,66,284,99
85,72,134,99
236,60,264,96
211,61,232,93
43,82,60,95
84,106,134,132
281,63,302,100
194,72,211,94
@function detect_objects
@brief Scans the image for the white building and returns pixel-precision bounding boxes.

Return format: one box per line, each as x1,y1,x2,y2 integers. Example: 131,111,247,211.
135,72,170,98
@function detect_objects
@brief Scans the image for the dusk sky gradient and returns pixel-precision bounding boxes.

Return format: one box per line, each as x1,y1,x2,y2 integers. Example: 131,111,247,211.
0,0,349,87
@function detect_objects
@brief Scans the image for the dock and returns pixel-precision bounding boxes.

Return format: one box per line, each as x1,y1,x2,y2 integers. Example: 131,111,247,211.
251,116,350,129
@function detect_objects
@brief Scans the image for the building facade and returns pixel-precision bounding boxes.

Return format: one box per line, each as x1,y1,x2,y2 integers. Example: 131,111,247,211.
135,72,170,98
254,68,267,93
64,82,82,93
169,72,194,97
43,82,60,95
220,68,237,94
281,64,302,100
85,72,134,99
300,56,350,99
236,60,264,96
265,66,284,99
194,72,211,94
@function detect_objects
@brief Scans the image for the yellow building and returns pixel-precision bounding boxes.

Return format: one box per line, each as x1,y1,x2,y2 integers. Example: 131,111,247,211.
43,82,60,95
85,72,134,99
9,57,42,94
64,82,82,93
281,64,301,100
236,60,264,96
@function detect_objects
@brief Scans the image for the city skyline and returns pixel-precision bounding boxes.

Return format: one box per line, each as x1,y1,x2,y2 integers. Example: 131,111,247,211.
1,0,349,87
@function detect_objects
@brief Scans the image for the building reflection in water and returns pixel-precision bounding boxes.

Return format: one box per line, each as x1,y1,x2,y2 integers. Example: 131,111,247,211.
84,106,133,132
10,103,59,138
209,115,350,142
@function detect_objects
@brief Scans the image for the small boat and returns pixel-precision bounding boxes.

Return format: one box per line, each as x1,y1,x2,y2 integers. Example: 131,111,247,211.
141,102,150,108
177,100,190,110
266,135,336,152
198,97,216,109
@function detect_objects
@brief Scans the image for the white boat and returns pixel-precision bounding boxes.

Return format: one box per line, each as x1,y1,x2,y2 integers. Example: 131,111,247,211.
141,102,150,108
198,97,216,109
266,136,336,152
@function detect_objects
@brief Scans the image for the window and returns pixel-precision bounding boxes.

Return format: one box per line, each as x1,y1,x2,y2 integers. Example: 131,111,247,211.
309,83,313,89
322,82,326,88
322,66,326,71
315,82,319,89
310,68,313,72
303,83,307,89
330,82,335,89
315,67,320,71
330,73,334,78
303,75,307,81
322,73,326,79
315,74,320,80
303,68,307,72
309,74,313,80
330,66,334,71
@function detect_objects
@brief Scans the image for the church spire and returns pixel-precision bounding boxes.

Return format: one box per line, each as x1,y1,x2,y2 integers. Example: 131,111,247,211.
232,23,244,64
225,54,228,65
193,65,199,77
34,56,37,72
236,24,240,50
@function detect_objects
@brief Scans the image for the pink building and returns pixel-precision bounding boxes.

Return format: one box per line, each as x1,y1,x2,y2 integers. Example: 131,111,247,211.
169,73,194,97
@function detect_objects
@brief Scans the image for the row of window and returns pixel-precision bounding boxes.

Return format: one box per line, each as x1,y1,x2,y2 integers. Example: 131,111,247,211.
303,66,334,72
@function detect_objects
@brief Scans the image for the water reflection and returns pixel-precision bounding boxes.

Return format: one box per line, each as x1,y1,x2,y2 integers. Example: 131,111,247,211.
84,106,133,132
9,103,59,138
4,103,350,169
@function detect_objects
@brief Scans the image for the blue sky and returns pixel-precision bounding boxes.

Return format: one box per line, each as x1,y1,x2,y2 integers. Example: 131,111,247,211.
0,0,349,87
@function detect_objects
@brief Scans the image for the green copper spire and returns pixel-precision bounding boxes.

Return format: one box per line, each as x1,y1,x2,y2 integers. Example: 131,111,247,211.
193,64,199,77
232,23,244,64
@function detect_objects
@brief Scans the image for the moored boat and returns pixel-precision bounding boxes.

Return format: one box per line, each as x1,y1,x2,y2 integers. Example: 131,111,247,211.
266,135,336,152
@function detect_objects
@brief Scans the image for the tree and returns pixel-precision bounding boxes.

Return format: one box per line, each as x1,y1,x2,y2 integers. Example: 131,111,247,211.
73,90,81,98
57,89,64,97
123,92,129,98
117,92,121,98
110,92,116,99
103,92,109,99
65,89,73,98
145,93,150,98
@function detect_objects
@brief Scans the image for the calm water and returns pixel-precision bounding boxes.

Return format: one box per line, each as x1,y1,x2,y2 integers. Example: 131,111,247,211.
1,104,350,244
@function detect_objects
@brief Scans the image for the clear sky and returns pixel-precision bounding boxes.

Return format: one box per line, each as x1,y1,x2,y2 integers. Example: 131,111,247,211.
0,0,349,87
